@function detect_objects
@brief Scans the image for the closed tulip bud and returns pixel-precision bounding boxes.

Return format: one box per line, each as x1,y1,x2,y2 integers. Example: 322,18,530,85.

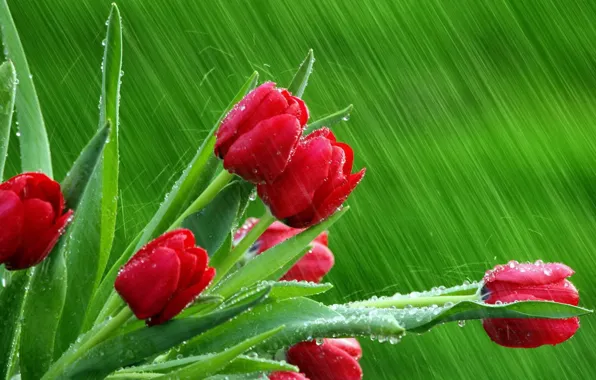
270,338,363,380
481,260,580,348
215,82,309,184
257,128,365,228
115,229,216,326
0,172,73,270
235,218,333,283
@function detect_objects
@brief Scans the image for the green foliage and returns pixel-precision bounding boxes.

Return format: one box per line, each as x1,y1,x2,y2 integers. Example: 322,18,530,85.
0,60,16,179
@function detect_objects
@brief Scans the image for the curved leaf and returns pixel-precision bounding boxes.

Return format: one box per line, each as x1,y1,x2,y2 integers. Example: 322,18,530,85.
0,0,52,175
304,104,353,134
213,208,348,299
0,60,16,179
163,327,283,379
58,289,271,380
54,4,123,358
287,49,314,98
172,297,403,359
0,271,28,380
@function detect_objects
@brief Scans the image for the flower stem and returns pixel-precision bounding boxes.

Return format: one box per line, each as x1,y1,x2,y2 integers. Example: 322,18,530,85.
348,294,481,309
168,170,235,230
210,211,276,286
43,306,133,380
94,291,125,327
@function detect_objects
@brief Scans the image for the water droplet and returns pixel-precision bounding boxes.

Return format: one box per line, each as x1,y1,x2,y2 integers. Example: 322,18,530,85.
458,320,466,327
101,39,106,46
342,115,350,121
315,338,324,346
248,189,257,201
16,131,21,137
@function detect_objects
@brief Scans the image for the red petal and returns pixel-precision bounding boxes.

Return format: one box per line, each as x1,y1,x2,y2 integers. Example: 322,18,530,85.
485,279,579,306
131,229,195,263
325,338,362,360
215,82,276,157
176,251,198,290
115,247,181,320
258,135,333,219
233,217,259,242
149,267,215,325
287,168,365,228
187,247,209,284
269,372,309,380
0,172,51,195
239,89,291,137
335,142,354,175
484,261,574,285
313,231,328,246
224,114,302,183
281,242,334,283
482,293,580,348
312,145,348,207
284,94,309,126
287,341,362,380
256,221,302,253
0,190,24,262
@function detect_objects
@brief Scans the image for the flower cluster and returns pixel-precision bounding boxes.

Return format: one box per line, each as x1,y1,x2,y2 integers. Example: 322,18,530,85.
216,83,365,228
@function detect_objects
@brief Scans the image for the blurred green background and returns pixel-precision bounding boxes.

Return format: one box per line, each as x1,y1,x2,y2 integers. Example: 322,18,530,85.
4,0,596,378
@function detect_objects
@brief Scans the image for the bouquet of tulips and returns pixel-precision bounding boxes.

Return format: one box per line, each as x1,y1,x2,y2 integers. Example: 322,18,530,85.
0,4,591,380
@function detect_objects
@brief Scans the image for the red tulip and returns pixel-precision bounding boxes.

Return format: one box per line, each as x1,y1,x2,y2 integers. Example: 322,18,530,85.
271,338,363,380
234,218,333,282
482,260,580,348
115,229,215,326
257,128,365,228
0,172,73,270
269,372,308,380
215,82,309,184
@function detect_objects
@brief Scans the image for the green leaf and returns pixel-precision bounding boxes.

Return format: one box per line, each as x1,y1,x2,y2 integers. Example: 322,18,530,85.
84,72,259,329
54,4,123,357
183,180,253,255
0,0,52,175
19,122,112,380
331,300,592,335
0,271,28,380
58,288,271,380
213,208,349,299
287,49,314,98
304,104,353,134
172,297,404,359
117,355,296,376
61,122,111,209
263,247,310,282
224,281,333,308
206,374,268,380
0,60,16,180
162,327,283,379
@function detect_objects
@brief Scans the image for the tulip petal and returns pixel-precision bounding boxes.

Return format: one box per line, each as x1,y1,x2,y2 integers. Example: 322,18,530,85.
215,82,277,157
7,209,73,270
188,247,209,284
281,242,334,283
149,267,215,325
115,247,181,320
0,190,24,262
287,168,365,228
312,145,348,207
482,293,580,348
176,251,198,290
485,279,579,306
287,341,363,380
131,229,195,263
285,94,309,126
324,338,362,360
313,231,328,246
224,114,302,183
484,261,574,285
269,372,309,380
258,135,333,219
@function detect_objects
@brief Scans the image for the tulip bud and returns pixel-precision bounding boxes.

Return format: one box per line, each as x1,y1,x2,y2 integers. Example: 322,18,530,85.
115,229,216,325
215,82,309,184
257,128,365,228
235,218,333,283
481,260,580,348
0,172,73,270
271,338,363,380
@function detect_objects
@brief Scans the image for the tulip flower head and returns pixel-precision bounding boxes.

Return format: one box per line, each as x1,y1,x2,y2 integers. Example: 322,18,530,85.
271,338,363,380
0,172,73,270
258,128,365,228
115,229,216,326
215,82,309,184
235,218,334,283
481,260,580,348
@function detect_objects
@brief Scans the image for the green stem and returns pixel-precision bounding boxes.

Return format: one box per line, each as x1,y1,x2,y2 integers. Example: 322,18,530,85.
168,170,234,230
349,294,481,309
94,291,125,326
106,373,161,379
43,306,133,380
210,211,276,286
